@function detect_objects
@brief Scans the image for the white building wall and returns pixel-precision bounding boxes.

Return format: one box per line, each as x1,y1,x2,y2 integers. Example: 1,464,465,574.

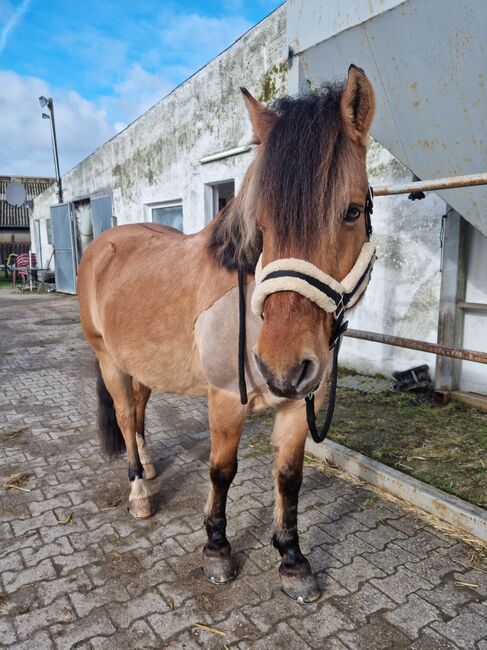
31,4,459,381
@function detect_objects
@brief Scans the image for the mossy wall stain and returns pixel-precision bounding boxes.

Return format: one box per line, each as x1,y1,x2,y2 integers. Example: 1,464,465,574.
258,61,287,103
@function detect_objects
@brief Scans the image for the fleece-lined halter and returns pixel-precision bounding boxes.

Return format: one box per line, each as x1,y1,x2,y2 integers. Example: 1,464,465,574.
238,187,375,443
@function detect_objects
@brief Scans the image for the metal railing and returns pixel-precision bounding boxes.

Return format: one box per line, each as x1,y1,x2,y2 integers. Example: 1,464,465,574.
345,172,487,365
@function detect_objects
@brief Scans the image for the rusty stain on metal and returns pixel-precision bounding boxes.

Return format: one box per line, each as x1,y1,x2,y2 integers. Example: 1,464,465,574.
345,329,487,365
373,172,487,196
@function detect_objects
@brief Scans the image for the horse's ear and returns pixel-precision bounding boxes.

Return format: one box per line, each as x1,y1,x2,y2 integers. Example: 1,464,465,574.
340,65,375,146
240,87,278,144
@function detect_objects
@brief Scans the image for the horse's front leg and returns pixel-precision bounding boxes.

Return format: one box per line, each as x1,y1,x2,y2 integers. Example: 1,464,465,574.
203,385,246,583
272,402,321,603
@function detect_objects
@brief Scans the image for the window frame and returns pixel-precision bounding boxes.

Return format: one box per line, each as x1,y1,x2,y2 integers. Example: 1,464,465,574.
146,200,184,231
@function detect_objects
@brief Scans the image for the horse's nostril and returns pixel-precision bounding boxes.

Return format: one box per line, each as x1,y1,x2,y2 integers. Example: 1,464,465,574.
294,356,320,393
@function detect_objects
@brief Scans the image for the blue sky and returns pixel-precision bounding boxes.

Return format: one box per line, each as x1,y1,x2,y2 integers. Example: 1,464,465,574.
0,0,280,176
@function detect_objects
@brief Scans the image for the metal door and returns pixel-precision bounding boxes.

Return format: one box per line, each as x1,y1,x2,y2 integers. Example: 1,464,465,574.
91,195,113,238
33,220,43,268
50,203,77,294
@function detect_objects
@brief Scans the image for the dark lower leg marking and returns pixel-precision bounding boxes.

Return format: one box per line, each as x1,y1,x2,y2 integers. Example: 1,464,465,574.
273,461,310,576
203,461,237,582
128,463,144,483
205,461,237,552
273,457,320,602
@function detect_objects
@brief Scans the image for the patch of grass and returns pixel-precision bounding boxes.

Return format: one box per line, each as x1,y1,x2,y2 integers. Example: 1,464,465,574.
0,276,14,289
243,430,274,457
317,387,487,509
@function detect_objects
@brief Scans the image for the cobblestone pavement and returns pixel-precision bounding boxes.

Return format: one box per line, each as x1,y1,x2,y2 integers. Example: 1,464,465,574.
1,288,486,649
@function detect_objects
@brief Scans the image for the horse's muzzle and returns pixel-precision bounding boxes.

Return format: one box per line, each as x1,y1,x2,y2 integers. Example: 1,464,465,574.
253,352,321,400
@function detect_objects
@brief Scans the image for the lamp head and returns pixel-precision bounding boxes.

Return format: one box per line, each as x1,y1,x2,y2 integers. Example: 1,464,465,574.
38,95,52,108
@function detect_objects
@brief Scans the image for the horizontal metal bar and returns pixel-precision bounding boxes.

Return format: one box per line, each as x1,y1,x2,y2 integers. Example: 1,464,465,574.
199,145,251,164
457,301,487,312
373,172,487,197
344,328,487,365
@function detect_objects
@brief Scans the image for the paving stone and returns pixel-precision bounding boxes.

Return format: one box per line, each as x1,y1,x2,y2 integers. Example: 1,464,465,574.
250,621,313,649
338,618,411,649
3,558,56,593
107,590,168,627
37,570,93,607
430,603,487,649
404,552,460,586
90,619,161,649
384,593,441,638
331,583,396,624
416,581,479,618
10,630,55,650
288,601,355,647
363,541,419,573
21,536,73,567
372,567,435,603
395,529,452,559
355,522,407,550
408,628,463,650
327,556,386,592
0,617,17,645
50,610,116,650
14,595,75,640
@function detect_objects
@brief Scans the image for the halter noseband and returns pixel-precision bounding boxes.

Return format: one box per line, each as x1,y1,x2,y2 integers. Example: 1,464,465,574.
238,187,375,443
251,241,376,323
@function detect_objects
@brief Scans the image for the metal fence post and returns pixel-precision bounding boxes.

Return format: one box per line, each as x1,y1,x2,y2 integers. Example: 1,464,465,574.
434,208,466,392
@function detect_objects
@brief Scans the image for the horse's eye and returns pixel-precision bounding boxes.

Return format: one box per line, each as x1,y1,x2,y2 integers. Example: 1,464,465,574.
342,204,362,223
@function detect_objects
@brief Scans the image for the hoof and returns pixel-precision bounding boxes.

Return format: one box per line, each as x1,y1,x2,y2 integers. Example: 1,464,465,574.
203,551,236,584
128,497,153,519
280,572,321,603
143,463,158,480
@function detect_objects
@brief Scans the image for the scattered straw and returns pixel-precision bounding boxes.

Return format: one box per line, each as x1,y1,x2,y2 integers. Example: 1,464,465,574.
194,623,226,637
303,454,487,555
2,472,31,492
455,581,479,589
56,513,73,525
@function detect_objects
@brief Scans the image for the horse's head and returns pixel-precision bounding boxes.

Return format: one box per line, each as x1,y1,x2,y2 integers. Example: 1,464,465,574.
243,65,375,399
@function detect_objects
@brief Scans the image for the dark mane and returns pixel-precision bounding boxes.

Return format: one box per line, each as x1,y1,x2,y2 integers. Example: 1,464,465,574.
259,83,357,254
208,83,358,271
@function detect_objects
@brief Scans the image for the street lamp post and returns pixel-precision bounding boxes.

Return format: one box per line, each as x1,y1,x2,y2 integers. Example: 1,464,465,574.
39,96,63,203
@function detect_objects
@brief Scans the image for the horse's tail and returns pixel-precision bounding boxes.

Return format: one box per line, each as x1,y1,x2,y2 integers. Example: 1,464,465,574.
95,361,126,458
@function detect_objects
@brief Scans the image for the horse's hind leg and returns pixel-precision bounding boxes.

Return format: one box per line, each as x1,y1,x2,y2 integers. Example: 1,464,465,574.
271,401,322,603
98,354,153,518
132,379,157,480
203,385,247,583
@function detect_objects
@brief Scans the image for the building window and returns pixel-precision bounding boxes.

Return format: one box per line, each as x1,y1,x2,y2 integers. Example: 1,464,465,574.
205,180,234,222
46,218,52,244
151,202,183,231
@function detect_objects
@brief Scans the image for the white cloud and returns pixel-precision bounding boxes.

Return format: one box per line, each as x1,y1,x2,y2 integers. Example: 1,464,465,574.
102,64,174,128
0,8,258,176
160,13,252,61
0,0,31,55
0,70,116,176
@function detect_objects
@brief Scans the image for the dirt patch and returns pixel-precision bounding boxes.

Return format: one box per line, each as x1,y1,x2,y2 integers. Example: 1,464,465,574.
317,378,487,509
34,316,80,326
97,483,127,509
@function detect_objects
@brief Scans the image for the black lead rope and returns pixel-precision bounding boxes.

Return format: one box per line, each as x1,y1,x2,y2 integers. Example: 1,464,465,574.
305,310,348,443
238,269,248,405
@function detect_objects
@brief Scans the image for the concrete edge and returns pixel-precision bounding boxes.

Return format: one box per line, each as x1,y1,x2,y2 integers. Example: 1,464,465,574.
305,438,487,543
